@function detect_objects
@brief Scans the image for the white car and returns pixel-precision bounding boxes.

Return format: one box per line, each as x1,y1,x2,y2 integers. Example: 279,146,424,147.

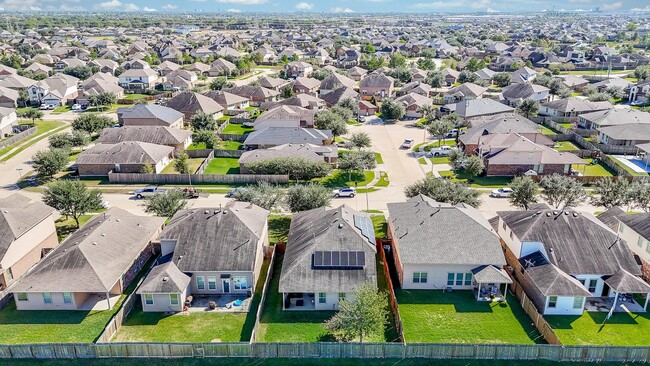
39,104,51,110
490,188,513,198
401,139,414,149
71,104,81,111
333,187,356,198
429,145,453,157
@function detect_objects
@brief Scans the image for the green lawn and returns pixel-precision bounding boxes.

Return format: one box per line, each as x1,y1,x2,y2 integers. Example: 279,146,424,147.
554,141,580,151
539,126,558,135
160,158,205,174
374,152,384,164
371,215,387,239
55,214,93,242
51,105,72,114
375,171,389,187
222,124,254,135
0,120,67,161
318,170,375,188
123,93,150,101
547,311,650,346
268,214,291,245
396,290,543,344
430,156,451,165
440,171,512,188
0,296,124,344
203,157,240,174
418,157,427,165
606,155,649,177
581,158,616,177
221,140,243,150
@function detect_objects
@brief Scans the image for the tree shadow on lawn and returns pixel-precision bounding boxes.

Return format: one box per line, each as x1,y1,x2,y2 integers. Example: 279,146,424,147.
319,171,367,188
587,311,645,326
0,301,92,325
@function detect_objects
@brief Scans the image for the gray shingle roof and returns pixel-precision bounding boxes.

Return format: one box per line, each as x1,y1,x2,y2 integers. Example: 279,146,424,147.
471,265,512,284
77,141,174,165
98,126,191,146
244,127,332,146
118,104,184,125
604,268,650,294
387,195,506,266
165,92,224,115
619,212,650,241
137,262,191,294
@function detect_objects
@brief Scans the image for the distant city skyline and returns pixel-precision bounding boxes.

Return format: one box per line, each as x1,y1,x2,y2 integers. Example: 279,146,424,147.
0,0,649,14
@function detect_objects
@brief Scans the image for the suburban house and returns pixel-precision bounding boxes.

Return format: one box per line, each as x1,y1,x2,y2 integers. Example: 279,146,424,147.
244,127,333,149
395,92,434,119
0,194,57,291
222,85,280,107
27,73,79,106
359,73,394,101
262,94,325,111
441,68,460,86
238,143,337,172
254,105,315,129
204,90,250,115
162,69,198,92
291,77,321,95
78,73,125,102
347,66,368,81
207,58,237,77
387,195,511,300
165,92,224,121
76,141,174,176
578,108,650,130
459,113,543,154
12,208,164,311
629,80,650,104
118,67,159,92
117,104,185,129
539,98,613,120
598,124,650,147
258,76,291,92
0,74,36,91
89,59,119,75
0,86,19,108
138,202,269,312
443,99,515,120
510,67,537,83
285,61,313,78
501,83,550,106
599,210,650,281
442,83,487,104
399,81,433,97
320,87,359,107
477,133,585,176
0,107,17,138
560,75,590,91
279,205,377,311
497,208,650,315
319,73,355,95
359,100,379,116
98,126,192,151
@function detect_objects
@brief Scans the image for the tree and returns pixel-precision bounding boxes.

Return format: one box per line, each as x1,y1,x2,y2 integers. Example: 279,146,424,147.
141,163,155,174
71,114,114,135
192,130,220,149
336,97,359,115
190,111,217,131
32,148,69,178
42,180,103,228
89,92,117,110
63,65,97,80
314,110,347,137
388,52,406,68
22,109,43,125
362,44,376,54
416,104,437,120
417,57,436,70
286,183,332,212
325,283,388,343
69,130,90,147
424,71,443,88
463,155,484,177
634,66,649,81
547,78,570,101
426,117,455,146
465,57,485,72
516,99,540,118
210,77,234,90
49,133,73,149
338,151,377,181
588,92,612,102
540,174,587,209
281,85,295,98
508,176,538,210
364,56,385,71
380,98,406,120
245,157,331,180
605,86,624,99
492,72,511,87
144,190,187,217
447,148,466,170
233,182,285,211
174,151,190,174
590,177,631,208
312,68,332,81
404,177,481,207
348,132,372,150
629,181,650,212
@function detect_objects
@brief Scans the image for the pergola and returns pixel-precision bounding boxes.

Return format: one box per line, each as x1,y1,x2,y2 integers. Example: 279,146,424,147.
604,268,650,319
471,265,513,301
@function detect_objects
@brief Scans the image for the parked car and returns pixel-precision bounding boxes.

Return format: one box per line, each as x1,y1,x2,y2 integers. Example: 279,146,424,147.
490,188,513,198
134,186,167,199
101,200,111,209
71,104,81,111
445,129,465,138
333,187,356,198
429,145,453,157
226,187,247,198
358,115,366,123
401,138,414,149
180,187,201,199
39,104,54,110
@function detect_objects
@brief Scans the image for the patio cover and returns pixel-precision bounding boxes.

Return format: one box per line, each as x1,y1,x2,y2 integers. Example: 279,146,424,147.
471,265,513,284
604,268,650,294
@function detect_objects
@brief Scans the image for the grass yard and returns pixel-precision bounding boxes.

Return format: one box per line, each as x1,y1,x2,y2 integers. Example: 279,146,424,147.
375,171,389,187
203,158,240,174
123,93,150,101
160,158,205,174
440,171,512,188
221,123,254,135
55,214,94,242
539,126,558,135
396,290,543,344
430,156,450,165
606,155,649,177
0,296,124,344
268,214,291,245
581,158,616,177
547,311,650,346
318,170,375,188
0,120,67,161
418,157,427,165
51,105,72,114
374,152,384,164
554,141,580,151
371,215,387,239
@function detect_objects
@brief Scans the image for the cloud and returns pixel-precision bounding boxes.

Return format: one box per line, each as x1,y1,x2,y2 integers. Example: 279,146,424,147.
295,1,313,9
412,2,454,8
161,4,177,9
226,8,242,11
486,7,498,12
631,5,650,11
600,1,622,10
331,6,354,12
568,0,592,3
216,0,267,4
95,0,139,10
143,6,156,11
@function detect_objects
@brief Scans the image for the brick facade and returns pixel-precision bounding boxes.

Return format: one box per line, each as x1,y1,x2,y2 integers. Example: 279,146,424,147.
486,163,569,177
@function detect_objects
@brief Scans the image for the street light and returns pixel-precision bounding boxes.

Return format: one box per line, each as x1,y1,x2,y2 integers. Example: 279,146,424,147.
16,168,23,180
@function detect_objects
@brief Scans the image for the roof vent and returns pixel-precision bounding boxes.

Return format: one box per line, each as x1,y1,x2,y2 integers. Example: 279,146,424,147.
162,276,169,282
564,211,569,215
572,212,578,217
101,233,106,237
116,219,120,222
214,210,219,214
223,209,228,214
204,210,210,214
92,241,98,245
552,211,558,215
338,223,343,229
545,212,551,217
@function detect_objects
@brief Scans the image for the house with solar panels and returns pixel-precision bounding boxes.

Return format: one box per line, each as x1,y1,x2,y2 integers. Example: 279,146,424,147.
278,205,377,311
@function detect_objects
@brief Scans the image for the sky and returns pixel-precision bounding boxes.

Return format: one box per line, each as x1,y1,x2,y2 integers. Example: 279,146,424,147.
0,0,649,13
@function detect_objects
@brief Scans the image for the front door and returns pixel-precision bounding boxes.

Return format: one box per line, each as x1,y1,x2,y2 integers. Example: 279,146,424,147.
223,279,230,293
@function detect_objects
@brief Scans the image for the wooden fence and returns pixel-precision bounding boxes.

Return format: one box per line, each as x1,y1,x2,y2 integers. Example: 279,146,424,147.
107,172,289,184
251,246,278,343
187,149,245,158
507,275,561,345
117,93,173,105
194,150,214,174
5,342,650,361
376,238,404,343
0,126,35,149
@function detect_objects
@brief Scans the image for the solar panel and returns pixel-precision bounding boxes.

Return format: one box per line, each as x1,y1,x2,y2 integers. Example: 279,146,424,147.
314,251,323,266
313,250,366,269
332,251,340,266
340,251,348,266
323,251,331,266
357,251,365,267
349,251,357,266
354,215,376,244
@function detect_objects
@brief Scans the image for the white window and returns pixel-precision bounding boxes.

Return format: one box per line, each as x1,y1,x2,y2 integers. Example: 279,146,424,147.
588,279,598,293
513,152,519,159
16,293,27,302
318,293,326,304
207,276,217,290
196,276,205,290
233,276,247,290
464,273,472,286
338,293,346,301
413,272,428,284
144,294,154,305
573,296,584,309
170,294,179,306
43,293,52,304
548,296,557,308
447,273,454,286
638,236,645,248
63,292,72,304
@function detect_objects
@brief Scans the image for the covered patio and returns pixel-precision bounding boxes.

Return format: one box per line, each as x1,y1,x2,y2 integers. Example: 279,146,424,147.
79,293,122,311
471,265,513,302
283,293,316,310
186,294,251,313
604,268,650,319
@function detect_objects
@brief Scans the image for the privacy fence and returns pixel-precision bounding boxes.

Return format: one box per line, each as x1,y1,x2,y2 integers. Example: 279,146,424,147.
5,342,650,361
0,126,35,149
107,172,289,184
251,246,278,343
